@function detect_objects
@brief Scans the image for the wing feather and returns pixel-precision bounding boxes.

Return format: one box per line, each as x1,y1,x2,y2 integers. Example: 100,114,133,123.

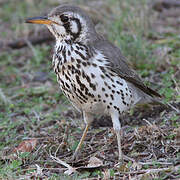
90,39,161,98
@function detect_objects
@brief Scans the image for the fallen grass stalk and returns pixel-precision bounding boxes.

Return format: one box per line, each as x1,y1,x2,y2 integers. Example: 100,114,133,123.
50,155,72,169
49,146,75,172
138,161,173,166
117,165,180,175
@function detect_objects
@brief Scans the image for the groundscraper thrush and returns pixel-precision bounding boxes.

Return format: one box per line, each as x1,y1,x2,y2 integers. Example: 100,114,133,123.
26,4,162,161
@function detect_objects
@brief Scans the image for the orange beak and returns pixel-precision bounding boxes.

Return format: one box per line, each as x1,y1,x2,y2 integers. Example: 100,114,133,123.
25,16,53,25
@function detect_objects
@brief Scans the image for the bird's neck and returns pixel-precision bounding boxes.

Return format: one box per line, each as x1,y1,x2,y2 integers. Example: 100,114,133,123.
52,40,89,71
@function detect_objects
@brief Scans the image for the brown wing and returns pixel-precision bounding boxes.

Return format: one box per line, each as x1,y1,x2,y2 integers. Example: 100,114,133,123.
91,39,161,98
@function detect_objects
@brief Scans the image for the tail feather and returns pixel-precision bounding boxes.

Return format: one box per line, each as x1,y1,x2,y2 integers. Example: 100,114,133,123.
146,86,162,98
127,82,179,112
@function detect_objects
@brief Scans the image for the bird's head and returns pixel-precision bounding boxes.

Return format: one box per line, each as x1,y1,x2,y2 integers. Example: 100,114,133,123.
26,5,97,44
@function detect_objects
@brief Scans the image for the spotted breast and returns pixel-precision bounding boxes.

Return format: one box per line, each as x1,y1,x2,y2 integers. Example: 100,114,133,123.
53,40,135,116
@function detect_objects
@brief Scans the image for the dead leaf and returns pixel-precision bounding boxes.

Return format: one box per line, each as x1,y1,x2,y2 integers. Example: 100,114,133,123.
76,156,107,171
87,157,103,167
13,139,38,153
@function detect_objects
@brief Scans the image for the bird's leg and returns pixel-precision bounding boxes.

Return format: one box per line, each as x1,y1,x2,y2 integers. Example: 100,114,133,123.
72,112,93,160
111,111,123,162
116,128,123,161
72,123,90,159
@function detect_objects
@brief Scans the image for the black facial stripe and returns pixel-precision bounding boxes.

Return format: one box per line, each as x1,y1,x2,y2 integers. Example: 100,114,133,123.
63,22,71,34
63,17,81,41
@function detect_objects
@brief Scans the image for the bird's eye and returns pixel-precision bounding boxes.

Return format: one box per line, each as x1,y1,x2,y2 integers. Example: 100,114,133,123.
60,15,69,23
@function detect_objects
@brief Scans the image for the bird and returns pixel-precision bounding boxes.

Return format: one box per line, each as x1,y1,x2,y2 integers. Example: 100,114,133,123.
26,4,162,161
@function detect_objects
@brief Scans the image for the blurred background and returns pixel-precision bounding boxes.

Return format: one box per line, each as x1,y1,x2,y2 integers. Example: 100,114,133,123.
0,0,179,179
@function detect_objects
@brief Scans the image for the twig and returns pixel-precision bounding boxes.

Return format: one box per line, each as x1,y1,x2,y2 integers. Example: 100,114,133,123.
153,0,180,12
50,155,73,169
0,29,54,51
166,102,180,113
162,0,180,7
49,146,77,175
116,165,180,175
138,161,173,166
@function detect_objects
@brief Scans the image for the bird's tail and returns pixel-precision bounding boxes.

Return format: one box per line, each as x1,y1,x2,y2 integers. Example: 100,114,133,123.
128,82,179,113
135,93,179,113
